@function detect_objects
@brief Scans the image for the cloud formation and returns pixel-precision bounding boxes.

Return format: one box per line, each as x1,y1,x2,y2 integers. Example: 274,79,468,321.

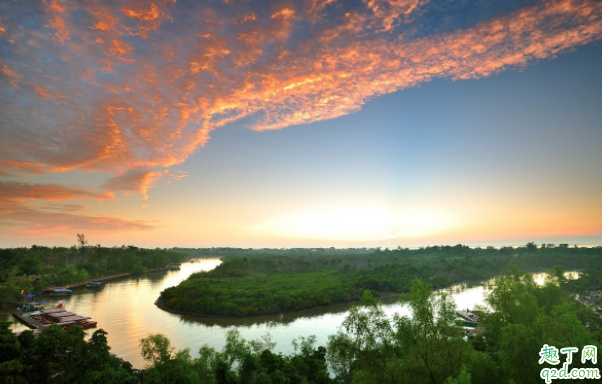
0,206,154,236
0,181,152,235
1,0,602,234
0,181,113,202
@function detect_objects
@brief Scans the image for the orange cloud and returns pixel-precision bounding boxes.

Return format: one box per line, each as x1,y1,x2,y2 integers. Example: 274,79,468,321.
121,3,161,21
364,0,429,30
1,0,602,201
109,39,134,62
90,12,119,32
0,182,150,236
234,13,257,24
34,86,66,99
271,8,296,20
41,203,88,212
102,168,169,199
0,181,114,202
46,15,70,43
0,204,154,235
0,159,50,177
2,65,23,89
120,2,168,38
48,0,66,13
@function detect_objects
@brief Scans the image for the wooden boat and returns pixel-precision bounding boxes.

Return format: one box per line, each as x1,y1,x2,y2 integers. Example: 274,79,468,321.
86,281,104,289
49,289,73,297
79,320,98,329
455,320,479,328
456,309,479,327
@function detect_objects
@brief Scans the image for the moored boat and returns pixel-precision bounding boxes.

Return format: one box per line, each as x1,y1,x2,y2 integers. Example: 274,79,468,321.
455,320,479,328
49,289,73,297
456,309,479,328
86,281,104,289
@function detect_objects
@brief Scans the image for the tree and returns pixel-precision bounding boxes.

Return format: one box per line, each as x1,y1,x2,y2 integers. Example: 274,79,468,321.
0,326,27,384
480,265,601,384
18,258,42,276
58,328,138,383
394,279,467,384
525,242,537,252
140,333,200,383
77,234,88,249
0,267,21,308
328,282,467,384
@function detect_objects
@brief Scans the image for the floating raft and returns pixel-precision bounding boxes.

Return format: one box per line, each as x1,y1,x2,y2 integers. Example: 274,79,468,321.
13,308,97,331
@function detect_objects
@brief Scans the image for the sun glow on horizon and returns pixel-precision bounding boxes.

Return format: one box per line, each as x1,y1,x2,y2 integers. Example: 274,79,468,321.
252,207,460,242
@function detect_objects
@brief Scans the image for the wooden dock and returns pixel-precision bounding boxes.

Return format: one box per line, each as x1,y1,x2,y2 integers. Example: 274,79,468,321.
13,310,48,330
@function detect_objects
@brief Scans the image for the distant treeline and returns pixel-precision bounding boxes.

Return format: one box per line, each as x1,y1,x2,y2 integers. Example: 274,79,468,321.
0,243,186,307
161,244,602,317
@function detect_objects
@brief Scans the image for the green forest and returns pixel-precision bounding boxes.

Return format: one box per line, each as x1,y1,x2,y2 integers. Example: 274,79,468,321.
0,237,186,308
160,244,602,317
1,265,601,383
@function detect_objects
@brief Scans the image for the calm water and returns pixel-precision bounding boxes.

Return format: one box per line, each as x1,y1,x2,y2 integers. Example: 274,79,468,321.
0,259,578,369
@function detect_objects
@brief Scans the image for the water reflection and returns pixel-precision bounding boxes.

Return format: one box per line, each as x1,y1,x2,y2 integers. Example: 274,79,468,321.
0,261,580,369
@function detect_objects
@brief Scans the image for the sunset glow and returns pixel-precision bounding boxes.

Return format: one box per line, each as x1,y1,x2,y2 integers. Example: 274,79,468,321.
1,0,602,248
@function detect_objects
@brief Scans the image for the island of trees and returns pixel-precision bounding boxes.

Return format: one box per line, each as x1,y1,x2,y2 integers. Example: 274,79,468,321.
159,244,602,317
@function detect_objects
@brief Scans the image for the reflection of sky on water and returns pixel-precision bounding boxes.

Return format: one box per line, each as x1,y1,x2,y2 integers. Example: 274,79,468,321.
0,262,580,369
532,271,580,285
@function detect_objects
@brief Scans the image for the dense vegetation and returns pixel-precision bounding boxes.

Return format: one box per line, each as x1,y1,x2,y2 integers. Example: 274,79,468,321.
566,265,602,292
0,324,138,383
325,266,602,384
0,324,332,384
0,236,186,308
161,244,602,317
2,264,599,383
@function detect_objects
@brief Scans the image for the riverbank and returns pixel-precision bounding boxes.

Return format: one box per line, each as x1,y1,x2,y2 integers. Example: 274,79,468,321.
42,263,184,292
154,291,403,319
0,246,190,309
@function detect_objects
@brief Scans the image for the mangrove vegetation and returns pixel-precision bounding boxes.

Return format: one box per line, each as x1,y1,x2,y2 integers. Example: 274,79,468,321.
2,264,601,383
160,244,602,317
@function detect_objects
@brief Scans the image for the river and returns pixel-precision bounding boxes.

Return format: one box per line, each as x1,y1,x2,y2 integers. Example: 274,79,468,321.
0,259,578,369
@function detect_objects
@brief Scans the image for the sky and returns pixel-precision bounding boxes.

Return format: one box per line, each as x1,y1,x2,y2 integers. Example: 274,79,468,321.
1,0,602,249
